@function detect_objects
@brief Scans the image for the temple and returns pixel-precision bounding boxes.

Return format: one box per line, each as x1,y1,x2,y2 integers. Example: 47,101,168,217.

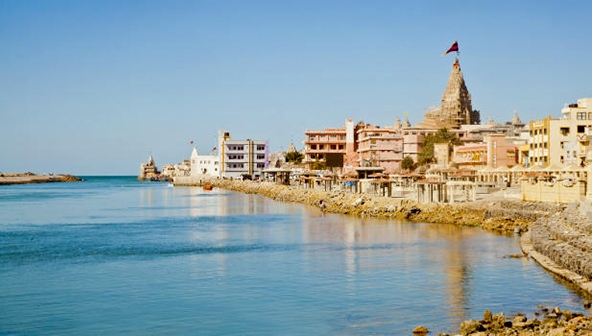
138,155,160,180
418,58,480,129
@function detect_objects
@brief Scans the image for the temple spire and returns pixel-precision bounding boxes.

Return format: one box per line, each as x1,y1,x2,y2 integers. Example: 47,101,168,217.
418,57,480,129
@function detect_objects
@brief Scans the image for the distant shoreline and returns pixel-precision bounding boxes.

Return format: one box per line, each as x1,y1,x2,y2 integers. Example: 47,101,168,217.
0,173,82,185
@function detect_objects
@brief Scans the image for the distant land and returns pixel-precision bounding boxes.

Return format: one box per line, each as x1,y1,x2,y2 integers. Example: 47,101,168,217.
0,172,82,185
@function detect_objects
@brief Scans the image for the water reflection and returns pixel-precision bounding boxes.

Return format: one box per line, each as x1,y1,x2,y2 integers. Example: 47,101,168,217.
141,185,585,331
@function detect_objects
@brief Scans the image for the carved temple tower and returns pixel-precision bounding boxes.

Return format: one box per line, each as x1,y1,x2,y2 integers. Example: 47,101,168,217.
420,58,480,129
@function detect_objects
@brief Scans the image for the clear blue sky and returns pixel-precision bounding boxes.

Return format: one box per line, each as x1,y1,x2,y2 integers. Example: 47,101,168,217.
1,0,591,175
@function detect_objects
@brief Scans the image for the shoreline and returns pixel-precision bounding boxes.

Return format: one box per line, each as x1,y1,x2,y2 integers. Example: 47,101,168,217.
0,173,82,185
181,178,555,234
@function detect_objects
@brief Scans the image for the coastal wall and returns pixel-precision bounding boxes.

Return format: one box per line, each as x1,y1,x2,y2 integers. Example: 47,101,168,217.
529,201,592,283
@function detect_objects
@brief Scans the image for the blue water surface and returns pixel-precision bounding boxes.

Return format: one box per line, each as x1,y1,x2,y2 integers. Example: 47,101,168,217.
0,176,587,335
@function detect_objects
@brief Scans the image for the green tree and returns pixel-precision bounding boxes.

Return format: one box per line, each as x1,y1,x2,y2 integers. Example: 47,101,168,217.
418,128,461,165
309,156,326,170
401,156,416,171
285,151,304,164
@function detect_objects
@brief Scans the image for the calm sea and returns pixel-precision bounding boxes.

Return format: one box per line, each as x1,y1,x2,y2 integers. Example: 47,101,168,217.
0,176,587,335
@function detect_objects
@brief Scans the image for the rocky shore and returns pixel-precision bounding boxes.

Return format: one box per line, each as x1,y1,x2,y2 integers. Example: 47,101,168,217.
179,178,592,335
0,172,82,185
191,178,558,234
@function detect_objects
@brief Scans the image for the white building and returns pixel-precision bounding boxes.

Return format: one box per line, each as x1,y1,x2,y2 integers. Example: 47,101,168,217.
190,147,220,178
218,130,269,179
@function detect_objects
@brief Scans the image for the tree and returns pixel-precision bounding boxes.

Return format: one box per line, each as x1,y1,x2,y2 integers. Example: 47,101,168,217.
310,159,326,171
418,128,461,165
285,151,304,164
401,156,416,171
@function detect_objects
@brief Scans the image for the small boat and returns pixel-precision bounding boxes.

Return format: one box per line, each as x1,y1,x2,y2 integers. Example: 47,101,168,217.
203,184,213,191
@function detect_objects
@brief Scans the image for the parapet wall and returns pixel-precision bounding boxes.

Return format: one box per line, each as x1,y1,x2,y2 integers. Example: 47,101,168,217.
521,179,586,203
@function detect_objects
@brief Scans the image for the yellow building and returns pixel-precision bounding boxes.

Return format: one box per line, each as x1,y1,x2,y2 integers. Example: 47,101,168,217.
529,98,592,167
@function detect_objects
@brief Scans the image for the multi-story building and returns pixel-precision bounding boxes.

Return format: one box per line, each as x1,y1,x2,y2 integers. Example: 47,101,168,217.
303,127,346,168
219,130,269,179
529,98,592,167
357,123,404,172
303,119,360,172
451,134,519,172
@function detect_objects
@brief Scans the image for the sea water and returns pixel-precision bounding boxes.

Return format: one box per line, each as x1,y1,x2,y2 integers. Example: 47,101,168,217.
0,176,587,335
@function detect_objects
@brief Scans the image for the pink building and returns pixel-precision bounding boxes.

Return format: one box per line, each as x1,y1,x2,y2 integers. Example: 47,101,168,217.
453,134,517,169
484,134,518,168
357,123,404,172
303,119,359,172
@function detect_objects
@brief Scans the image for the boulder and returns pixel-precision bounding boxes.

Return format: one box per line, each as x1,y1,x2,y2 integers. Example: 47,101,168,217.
412,325,428,334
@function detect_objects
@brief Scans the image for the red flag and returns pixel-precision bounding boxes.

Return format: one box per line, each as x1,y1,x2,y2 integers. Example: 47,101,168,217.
189,140,194,145
443,40,459,55
212,147,217,151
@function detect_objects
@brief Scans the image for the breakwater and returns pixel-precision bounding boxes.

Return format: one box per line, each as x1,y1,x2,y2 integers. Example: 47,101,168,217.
0,173,82,185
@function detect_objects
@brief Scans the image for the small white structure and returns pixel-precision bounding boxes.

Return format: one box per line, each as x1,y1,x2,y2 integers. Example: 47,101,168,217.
190,147,220,178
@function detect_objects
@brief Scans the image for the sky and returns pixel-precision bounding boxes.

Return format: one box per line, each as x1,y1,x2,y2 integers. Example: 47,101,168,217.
1,0,591,175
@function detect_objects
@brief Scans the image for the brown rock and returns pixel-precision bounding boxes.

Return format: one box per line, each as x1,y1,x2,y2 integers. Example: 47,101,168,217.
412,325,428,334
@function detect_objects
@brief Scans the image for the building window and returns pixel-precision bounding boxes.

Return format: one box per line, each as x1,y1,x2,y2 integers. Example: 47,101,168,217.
311,145,317,150
578,112,587,120
257,154,265,160
319,145,325,150
330,145,336,150
560,127,570,136
578,125,586,133
257,145,265,151
338,145,344,150
339,135,346,140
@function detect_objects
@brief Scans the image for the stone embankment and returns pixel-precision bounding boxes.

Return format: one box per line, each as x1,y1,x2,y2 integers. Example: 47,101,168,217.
0,173,82,185
197,179,558,234
527,201,592,295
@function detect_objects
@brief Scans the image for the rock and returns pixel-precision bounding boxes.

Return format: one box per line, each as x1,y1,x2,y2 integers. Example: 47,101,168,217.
352,197,364,207
459,319,483,335
513,314,527,324
483,310,492,323
412,325,428,334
